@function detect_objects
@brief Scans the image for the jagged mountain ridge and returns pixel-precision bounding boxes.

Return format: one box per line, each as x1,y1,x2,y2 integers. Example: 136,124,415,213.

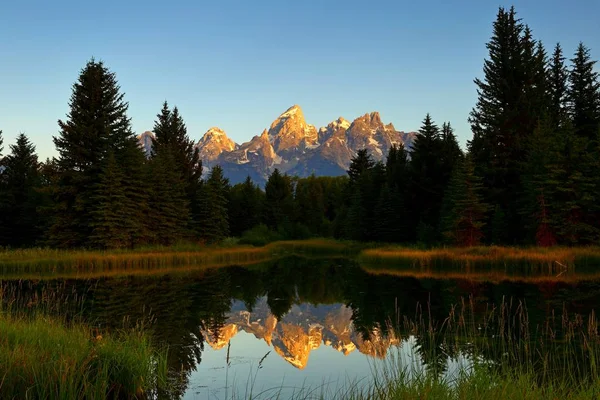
137,105,416,185
201,298,400,370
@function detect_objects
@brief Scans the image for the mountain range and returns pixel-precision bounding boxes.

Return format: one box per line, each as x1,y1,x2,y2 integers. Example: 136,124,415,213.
138,105,416,185
201,297,400,369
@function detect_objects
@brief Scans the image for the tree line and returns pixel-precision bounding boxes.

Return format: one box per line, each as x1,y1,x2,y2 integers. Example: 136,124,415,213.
0,6,599,248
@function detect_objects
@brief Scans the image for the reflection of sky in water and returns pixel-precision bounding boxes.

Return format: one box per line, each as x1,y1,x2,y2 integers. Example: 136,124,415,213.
187,330,382,399
185,299,474,400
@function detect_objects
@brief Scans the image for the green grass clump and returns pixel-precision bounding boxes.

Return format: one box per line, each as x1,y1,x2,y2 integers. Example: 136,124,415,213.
355,366,600,400
0,313,168,399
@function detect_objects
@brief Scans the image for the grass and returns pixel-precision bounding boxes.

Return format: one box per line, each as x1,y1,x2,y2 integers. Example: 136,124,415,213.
351,366,600,399
0,245,271,279
360,245,600,267
0,313,168,399
0,239,353,279
360,265,600,283
4,240,600,280
356,296,600,399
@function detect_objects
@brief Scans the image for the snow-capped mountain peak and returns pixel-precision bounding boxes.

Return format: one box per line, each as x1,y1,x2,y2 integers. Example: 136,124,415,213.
196,127,238,163
138,105,416,186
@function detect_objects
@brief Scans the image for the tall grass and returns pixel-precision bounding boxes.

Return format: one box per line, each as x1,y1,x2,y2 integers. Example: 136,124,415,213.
0,240,353,279
0,313,168,399
0,281,170,399
360,245,600,267
4,241,600,280
360,265,600,283
0,246,272,279
350,296,600,399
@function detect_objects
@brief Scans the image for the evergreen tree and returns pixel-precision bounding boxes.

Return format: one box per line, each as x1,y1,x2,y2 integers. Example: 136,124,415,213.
385,144,409,189
197,166,230,243
549,43,570,126
409,114,445,241
373,183,402,242
344,150,378,240
151,101,202,232
118,140,154,247
320,176,347,234
521,117,558,246
228,176,264,237
49,59,139,247
384,145,410,242
294,175,327,236
592,128,600,239
0,130,5,239
264,169,294,231
347,149,375,183
468,7,546,243
490,206,508,245
549,121,598,244
89,152,130,249
440,157,488,246
568,43,600,142
440,123,463,169
0,134,41,247
535,41,551,114
147,151,190,245
36,158,60,242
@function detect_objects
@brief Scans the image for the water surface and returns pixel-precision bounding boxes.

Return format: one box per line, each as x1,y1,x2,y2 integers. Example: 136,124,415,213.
4,256,600,399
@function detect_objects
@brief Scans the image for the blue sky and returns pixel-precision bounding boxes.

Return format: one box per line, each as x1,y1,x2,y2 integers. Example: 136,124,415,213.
1,0,599,159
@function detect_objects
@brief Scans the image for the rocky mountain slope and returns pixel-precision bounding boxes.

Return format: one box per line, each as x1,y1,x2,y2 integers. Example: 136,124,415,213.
201,298,400,369
137,105,416,185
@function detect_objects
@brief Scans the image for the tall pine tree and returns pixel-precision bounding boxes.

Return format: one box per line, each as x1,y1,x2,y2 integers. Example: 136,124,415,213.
440,156,488,247
384,144,410,242
468,7,547,243
0,134,41,247
343,151,384,241
264,169,294,232
151,101,202,233
88,151,131,249
197,166,230,243
409,114,445,242
49,59,142,248
228,176,264,236
521,116,559,246
294,175,326,235
147,151,190,245
549,120,598,244
568,43,600,143
549,43,569,127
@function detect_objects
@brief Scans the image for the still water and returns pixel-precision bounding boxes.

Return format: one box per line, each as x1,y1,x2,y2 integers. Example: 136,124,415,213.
4,256,600,399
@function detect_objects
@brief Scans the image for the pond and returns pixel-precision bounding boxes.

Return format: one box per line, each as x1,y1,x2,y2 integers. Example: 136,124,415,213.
3,255,600,399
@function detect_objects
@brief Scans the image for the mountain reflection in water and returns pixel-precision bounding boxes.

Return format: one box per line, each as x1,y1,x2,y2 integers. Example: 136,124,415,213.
4,256,600,399
203,299,399,369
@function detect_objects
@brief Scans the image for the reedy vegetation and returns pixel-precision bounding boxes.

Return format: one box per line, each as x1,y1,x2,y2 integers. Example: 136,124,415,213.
0,311,168,399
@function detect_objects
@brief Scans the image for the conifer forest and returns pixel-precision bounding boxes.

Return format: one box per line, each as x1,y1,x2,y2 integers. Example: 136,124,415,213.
1,6,599,249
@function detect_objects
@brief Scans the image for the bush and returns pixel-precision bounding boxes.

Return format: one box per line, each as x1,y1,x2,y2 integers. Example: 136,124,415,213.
239,224,283,246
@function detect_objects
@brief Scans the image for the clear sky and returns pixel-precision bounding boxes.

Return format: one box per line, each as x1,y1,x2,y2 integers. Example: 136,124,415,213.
1,0,599,159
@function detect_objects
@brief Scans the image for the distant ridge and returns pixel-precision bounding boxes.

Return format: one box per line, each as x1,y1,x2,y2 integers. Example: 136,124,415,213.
138,105,416,185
